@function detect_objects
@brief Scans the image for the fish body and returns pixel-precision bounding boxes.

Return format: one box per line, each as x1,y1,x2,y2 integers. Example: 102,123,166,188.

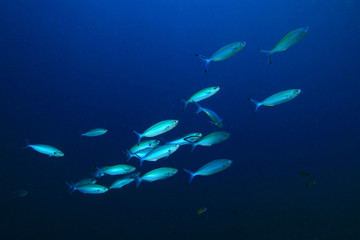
259,27,309,63
25,143,64,157
66,183,108,194
166,133,202,146
109,177,135,189
126,140,160,161
195,42,246,72
95,165,136,178
133,167,178,188
75,178,97,187
196,207,208,215
306,180,316,187
248,89,301,113
126,148,153,161
137,144,180,167
81,128,107,137
191,131,230,151
183,87,220,111
194,102,223,128
133,120,179,144
184,159,233,183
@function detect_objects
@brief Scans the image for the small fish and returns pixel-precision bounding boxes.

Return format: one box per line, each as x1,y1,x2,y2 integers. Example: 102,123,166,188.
182,87,220,111
126,148,153,162
195,42,246,72
95,165,136,178
132,167,178,188
81,128,107,137
188,131,230,151
299,171,310,177
128,140,160,154
193,102,223,128
74,178,97,187
166,133,203,146
135,144,180,167
12,189,28,198
109,176,135,189
248,89,301,113
196,207,208,215
66,183,108,194
306,180,316,187
184,159,233,183
133,120,179,144
24,141,64,157
259,27,309,64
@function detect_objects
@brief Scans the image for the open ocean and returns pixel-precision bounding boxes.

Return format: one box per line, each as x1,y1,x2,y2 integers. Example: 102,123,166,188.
1,0,360,239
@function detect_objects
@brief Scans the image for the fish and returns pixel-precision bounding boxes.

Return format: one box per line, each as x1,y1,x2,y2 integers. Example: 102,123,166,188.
299,171,310,177
248,89,302,113
188,131,230,151
306,180,316,187
126,148,153,162
183,159,233,183
74,178,97,187
259,27,309,64
24,141,64,157
109,176,135,189
132,167,178,188
133,120,179,144
94,165,136,178
81,128,107,137
195,42,246,72
193,101,223,128
166,133,202,146
196,207,208,215
182,86,220,111
135,144,180,167
126,140,160,161
66,183,108,194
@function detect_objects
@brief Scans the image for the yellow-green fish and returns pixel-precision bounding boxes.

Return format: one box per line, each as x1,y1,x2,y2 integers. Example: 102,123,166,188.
135,144,180,167
248,89,301,113
95,165,136,178
259,27,309,64
182,87,220,111
24,141,64,157
188,131,230,151
66,182,108,194
109,176,135,189
126,140,160,161
193,101,223,128
184,159,233,183
133,120,179,144
81,128,107,137
132,167,178,188
195,42,246,72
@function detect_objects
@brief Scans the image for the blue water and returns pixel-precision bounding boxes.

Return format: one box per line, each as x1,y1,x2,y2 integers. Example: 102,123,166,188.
1,0,360,239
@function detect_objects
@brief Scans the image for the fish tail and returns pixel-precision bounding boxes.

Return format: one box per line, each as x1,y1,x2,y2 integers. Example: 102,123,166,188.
258,49,273,64
184,138,197,152
125,149,133,162
132,130,142,145
192,101,204,114
139,157,144,167
131,174,142,188
23,139,31,149
183,169,196,184
65,182,75,194
194,53,210,73
248,98,262,114
95,167,104,178
181,99,188,112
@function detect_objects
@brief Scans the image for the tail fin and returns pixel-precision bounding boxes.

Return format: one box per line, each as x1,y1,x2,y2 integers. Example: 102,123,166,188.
125,149,134,162
184,138,197,152
131,174,142,188
94,167,104,178
181,99,188,112
248,98,262,114
65,182,76,194
132,130,142,145
183,169,196,184
23,139,31,150
195,53,211,73
192,101,204,114
258,49,273,64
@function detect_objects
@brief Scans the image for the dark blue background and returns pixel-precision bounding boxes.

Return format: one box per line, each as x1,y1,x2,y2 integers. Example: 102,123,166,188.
1,0,360,239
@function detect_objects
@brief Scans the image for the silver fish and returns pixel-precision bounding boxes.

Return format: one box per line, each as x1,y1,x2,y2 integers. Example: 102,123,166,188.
184,159,233,183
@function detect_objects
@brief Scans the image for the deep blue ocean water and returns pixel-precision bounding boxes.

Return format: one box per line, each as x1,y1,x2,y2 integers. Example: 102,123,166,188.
1,0,360,239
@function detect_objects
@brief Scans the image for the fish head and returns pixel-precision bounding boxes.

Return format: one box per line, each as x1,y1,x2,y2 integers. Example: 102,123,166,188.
168,168,178,176
129,166,136,172
293,89,302,97
222,160,233,168
213,86,220,92
241,41,246,47
54,151,64,157
173,120,179,126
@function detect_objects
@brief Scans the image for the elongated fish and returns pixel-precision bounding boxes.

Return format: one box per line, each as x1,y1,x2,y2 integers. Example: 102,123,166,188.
136,144,180,167
66,183,108,194
189,131,230,151
126,148,153,162
259,27,309,64
193,102,223,128
133,120,179,144
24,141,64,157
74,178,97,187
132,167,178,188
126,140,160,161
248,89,301,113
95,165,136,178
166,133,202,146
182,87,220,111
184,159,233,183
81,128,107,137
195,42,246,72
109,177,135,189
